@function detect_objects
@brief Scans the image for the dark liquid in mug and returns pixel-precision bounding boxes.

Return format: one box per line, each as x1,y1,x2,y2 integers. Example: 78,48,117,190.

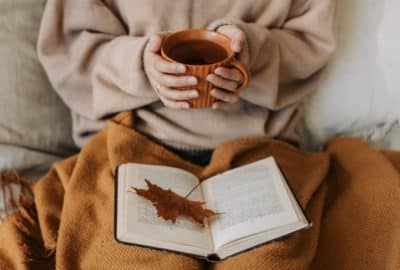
167,40,228,65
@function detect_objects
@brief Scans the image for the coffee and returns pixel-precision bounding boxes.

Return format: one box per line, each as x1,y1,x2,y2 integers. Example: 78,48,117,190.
167,40,228,65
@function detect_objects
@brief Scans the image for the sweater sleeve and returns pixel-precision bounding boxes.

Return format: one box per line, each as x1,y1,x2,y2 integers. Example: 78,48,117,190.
208,0,336,110
37,0,159,121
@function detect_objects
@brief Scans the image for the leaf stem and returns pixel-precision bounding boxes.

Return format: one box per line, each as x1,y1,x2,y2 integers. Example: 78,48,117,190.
184,182,202,199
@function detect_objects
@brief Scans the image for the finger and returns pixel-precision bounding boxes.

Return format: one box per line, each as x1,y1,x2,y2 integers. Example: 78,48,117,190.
153,55,186,74
212,101,230,110
159,96,190,109
158,86,199,100
231,39,244,53
218,26,245,52
214,67,243,83
207,74,238,92
210,88,240,104
158,73,198,88
238,45,250,67
147,35,163,53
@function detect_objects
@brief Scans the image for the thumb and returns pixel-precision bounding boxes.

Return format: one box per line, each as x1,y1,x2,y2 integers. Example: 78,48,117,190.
147,35,163,53
217,25,245,53
238,43,250,68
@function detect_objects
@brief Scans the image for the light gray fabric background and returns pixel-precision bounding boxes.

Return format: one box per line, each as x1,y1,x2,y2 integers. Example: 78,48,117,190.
303,0,400,149
0,0,76,217
0,0,76,174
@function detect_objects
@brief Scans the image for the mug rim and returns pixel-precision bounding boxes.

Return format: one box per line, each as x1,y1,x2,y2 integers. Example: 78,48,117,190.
161,28,234,67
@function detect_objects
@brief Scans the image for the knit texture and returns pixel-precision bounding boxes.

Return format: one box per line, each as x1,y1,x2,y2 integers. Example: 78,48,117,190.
0,111,399,269
37,0,336,150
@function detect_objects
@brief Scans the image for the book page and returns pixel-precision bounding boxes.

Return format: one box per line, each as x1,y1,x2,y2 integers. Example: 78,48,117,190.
201,157,299,249
117,164,213,252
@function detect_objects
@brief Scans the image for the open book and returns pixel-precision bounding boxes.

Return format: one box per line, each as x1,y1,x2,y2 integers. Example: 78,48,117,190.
114,157,310,261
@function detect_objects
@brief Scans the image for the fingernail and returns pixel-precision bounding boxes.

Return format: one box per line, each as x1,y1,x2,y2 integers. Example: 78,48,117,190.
183,103,190,109
210,89,217,95
189,91,199,98
206,74,213,81
215,68,222,75
188,77,198,85
177,65,186,73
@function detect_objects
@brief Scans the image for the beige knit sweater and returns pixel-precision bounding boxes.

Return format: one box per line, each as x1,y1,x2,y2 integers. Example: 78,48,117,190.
38,0,336,150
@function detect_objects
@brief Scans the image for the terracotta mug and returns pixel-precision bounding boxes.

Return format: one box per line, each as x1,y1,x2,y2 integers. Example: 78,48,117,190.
161,29,250,109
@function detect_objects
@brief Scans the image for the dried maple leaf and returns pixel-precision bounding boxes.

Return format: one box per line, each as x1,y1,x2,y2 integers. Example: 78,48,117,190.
131,179,218,226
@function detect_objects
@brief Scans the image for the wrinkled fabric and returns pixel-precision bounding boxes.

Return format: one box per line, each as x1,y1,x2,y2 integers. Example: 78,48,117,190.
0,0,75,173
0,111,399,270
38,0,336,150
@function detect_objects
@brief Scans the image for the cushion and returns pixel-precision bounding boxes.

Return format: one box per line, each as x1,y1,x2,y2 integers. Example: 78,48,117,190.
0,0,76,173
386,125,400,149
0,0,77,217
351,121,400,149
303,0,400,149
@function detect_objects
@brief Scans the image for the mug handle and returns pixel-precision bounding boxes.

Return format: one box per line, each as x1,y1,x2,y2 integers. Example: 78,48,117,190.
229,58,250,92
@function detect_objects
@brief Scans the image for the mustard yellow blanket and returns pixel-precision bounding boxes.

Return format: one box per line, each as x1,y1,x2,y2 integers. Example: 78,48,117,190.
0,111,399,270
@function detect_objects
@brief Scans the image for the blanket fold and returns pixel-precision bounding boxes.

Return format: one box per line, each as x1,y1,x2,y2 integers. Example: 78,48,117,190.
0,111,399,270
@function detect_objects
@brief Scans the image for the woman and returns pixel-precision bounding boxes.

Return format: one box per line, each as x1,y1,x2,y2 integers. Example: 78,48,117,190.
38,0,336,166
0,1,339,269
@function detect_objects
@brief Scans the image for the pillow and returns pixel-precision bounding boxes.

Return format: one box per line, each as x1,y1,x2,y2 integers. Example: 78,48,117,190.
0,0,78,219
386,124,400,150
350,121,400,150
0,0,76,174
303,0,400,149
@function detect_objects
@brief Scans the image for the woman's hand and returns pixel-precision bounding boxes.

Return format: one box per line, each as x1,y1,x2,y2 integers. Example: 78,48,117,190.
209,25,250,109
144,35,199,109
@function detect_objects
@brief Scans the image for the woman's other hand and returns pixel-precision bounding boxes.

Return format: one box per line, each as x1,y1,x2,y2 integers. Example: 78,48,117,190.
209,25,250,109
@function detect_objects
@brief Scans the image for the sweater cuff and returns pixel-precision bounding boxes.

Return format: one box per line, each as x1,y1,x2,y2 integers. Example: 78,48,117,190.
207,19,271,70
